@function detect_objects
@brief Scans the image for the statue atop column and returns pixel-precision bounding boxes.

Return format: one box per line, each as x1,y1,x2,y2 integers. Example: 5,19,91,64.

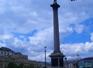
54,0,57,3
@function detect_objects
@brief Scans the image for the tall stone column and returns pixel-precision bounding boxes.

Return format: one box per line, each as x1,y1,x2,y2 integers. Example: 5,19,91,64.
49,0,64,68
52,0,60,53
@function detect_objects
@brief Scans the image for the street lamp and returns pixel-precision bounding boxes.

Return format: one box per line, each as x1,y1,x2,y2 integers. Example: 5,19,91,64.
44,46,47,68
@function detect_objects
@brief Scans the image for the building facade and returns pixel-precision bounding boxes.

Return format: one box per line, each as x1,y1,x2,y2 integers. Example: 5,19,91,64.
0,47,38,68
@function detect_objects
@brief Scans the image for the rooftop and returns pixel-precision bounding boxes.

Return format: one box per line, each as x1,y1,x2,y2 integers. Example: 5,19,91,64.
0,47,22,55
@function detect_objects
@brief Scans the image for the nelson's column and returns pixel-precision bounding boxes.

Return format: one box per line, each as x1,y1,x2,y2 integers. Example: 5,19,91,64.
49,0,64,68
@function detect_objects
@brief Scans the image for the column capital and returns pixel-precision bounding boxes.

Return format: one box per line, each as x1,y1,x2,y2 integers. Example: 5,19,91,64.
51,3,60,9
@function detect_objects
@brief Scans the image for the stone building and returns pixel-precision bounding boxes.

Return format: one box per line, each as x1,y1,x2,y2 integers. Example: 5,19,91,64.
0,47,15,56
0,47,38,68
64,60,77,68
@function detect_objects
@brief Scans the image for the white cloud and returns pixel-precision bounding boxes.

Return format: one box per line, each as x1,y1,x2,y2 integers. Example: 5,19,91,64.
91,33,93,41
58,11,89,34
0,42,6,47
85,42,93,52
29,27,53,49
0,27,93,61
74,24,85,34
0,34,13,41
60,41,93,58
60,43,85,56
0,0,91,35
60,0,93,17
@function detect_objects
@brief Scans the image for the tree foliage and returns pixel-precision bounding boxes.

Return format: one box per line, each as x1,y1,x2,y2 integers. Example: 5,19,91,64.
7,62,17,68
18,63,24,68
43,66,47,68
29,64,35,68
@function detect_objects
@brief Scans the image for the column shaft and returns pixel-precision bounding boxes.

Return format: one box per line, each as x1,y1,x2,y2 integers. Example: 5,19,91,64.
51,4,60,52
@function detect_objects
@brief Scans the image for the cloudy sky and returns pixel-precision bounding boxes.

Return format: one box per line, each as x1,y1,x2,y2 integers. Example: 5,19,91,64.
0,0,93,62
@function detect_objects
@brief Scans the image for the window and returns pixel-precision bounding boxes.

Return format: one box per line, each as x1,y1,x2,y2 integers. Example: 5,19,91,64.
78,59,93,68
78,60,84,68
4,52,6,54
8,53,9,55
1,52,3,54
84,59,92,68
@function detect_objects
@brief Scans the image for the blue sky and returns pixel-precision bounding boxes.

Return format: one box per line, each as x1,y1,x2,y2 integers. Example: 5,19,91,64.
0,0,93,62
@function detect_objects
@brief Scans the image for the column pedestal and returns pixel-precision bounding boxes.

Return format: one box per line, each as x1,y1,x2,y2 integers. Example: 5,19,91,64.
50,52,64,68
